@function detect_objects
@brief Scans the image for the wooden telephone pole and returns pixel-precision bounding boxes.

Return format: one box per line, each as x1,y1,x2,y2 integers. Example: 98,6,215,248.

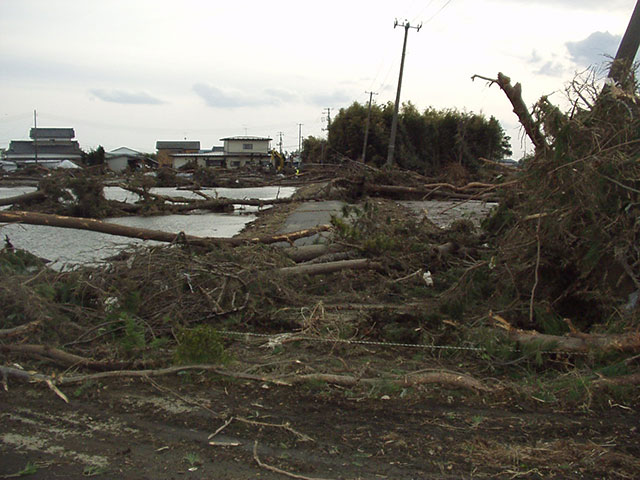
361,91,378,163
386,19,421,168
608,0,640,86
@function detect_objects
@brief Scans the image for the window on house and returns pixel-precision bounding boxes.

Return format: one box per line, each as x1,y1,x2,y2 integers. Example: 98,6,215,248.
243,143,253,150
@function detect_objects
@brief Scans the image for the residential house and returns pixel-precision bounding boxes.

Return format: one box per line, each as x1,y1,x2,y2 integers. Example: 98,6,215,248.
156,141,200,168
170,146,225,169
5,128,83,168
219,136,272,168
105,147,155,172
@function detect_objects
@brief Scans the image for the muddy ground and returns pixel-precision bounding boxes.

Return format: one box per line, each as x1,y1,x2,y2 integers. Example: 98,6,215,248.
2,337,639,480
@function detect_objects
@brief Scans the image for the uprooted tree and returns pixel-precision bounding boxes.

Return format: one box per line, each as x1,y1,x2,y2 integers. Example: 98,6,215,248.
473,56,640,336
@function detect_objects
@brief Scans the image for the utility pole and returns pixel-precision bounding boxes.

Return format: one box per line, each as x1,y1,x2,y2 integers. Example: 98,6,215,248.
322,107,332,131
297,123,303,153
277,131,284,153
33,109,38,165
608,0,640,86
361,91,378,163
386,19,421,168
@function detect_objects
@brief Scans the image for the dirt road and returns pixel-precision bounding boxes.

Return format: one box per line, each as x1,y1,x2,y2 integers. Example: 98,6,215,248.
2,341,639,479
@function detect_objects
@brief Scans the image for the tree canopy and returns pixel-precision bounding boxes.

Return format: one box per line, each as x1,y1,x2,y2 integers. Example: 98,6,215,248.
304,101,511,175
82,146,106,166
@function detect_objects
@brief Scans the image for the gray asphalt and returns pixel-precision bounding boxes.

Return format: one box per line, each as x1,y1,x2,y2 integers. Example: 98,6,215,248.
277,200,345,246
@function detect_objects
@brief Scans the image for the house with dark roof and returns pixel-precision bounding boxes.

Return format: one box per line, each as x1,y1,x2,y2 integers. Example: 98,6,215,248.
156,141,200,168
5,128,83,167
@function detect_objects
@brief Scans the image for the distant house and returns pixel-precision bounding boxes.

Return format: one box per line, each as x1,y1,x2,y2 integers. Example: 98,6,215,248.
5,127,83,168
156,141,200,168
170,146,225,169
220,136,272,168
105,147,155,172
155,137,272,169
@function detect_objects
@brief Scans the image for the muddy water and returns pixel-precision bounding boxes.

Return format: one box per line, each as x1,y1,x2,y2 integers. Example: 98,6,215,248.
0,186,295,268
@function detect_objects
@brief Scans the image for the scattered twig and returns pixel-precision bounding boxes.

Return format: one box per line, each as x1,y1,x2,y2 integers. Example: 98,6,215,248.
529,217,542,324
0,320,41,339
253,440,333,480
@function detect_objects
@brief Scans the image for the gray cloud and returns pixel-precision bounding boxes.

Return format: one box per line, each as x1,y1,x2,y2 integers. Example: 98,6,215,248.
535,61,566,77
263,88,299,102
566,31,622,67
90,89,164,105
193,83,291,108
526,50,566,77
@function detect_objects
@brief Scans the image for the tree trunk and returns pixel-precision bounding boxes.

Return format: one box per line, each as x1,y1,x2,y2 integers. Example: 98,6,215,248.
283,244,346,263
277,258,382,276
363,182,500,201
0,210,331,248
0,190,45,206
472,73,547,152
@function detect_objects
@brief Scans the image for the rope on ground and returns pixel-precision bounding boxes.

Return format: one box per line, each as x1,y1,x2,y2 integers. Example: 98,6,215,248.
218,330,588,356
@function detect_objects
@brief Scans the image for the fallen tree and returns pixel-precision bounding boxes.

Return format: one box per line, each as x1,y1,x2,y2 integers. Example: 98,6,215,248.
277,258,383,276
0,363,490,394
0,210,331,248
490,313,640,353
364,183,500,201
0,190,45,206
120,184,301,213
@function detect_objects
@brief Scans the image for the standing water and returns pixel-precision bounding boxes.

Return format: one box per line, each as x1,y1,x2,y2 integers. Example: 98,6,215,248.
0,186,295,268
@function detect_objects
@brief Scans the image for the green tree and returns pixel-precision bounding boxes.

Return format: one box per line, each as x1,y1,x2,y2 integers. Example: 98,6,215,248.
301,136,328,163
82,146,105,166
326,101,511,174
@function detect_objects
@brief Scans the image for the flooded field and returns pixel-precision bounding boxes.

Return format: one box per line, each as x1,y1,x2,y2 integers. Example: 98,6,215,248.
0,186,295,267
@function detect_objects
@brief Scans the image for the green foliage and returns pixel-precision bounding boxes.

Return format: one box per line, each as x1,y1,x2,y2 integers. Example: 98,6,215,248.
174,325,229,365
534,305,569,336
118,312,146,353
156,168,179,187
326,101,511,173
68,176,109,218
72,381,97,398
82,145,105,166
192,165,218,186
83,465,109,476
0,248,46,275
183,452,202,467
302,136,328,163
9,462,39,477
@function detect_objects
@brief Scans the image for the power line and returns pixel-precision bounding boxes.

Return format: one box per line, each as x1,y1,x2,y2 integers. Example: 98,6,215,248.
411,0,437,23
423,0,454,25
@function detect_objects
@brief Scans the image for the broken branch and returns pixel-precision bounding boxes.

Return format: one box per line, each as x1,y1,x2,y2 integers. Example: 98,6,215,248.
472,72,547,152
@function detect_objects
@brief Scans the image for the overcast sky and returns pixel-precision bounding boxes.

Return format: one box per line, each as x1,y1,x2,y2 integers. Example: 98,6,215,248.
0,0,637,159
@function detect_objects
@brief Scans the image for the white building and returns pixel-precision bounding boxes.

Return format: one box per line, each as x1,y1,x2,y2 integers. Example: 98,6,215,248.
105,147,150,172
220,136,272,168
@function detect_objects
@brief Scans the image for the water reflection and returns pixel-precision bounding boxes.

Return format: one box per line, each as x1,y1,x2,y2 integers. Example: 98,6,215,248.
0,185,295,268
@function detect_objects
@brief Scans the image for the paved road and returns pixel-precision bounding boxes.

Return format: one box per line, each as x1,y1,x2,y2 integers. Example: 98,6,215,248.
277,200,345,246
